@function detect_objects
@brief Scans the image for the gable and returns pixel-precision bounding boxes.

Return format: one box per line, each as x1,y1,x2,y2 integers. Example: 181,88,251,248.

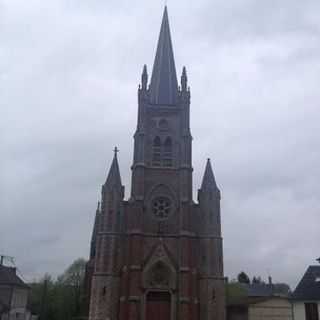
293,266,320,301
0,266,29,289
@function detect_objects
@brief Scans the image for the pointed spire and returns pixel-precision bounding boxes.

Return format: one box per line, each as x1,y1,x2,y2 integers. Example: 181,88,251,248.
105,147,122,188
149,6,178,105
141,64,148,90
181,66,188,91
201,159,219,191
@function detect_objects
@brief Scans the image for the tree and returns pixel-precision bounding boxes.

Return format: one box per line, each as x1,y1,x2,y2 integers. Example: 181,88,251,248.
29,258,87,320
237,272,250,284
57,258,87,318
252,276,264,284
29,274,59,320
226,281,247,305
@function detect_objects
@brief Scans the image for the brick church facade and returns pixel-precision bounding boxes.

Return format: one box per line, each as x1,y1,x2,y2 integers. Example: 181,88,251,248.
86,7,226,320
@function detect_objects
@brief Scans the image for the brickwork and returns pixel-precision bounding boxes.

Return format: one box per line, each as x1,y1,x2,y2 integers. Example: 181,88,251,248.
87,6,225,320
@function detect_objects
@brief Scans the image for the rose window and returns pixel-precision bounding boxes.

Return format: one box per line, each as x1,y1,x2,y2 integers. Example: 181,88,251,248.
152,197,172,219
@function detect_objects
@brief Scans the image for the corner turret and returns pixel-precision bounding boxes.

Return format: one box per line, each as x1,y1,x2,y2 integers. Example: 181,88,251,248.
198,159,221,235
103,147,124,198
199,158,220,197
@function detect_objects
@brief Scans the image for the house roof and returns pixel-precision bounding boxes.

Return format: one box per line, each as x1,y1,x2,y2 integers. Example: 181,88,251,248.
0,265,29,289
241,283,274,297
228,295,290,307
227,282,291,307
292,265,320,301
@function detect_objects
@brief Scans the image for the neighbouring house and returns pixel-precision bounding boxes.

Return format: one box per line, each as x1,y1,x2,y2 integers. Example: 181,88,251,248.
0,264,31,320
227,281,293,320
292,264,320,320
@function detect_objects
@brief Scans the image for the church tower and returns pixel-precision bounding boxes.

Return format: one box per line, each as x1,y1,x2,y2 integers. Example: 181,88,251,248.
87,7,225,320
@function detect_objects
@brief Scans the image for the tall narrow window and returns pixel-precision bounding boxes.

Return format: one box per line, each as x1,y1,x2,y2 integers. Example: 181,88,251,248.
152,136,161,167
163,137,173,167
305,303,319,320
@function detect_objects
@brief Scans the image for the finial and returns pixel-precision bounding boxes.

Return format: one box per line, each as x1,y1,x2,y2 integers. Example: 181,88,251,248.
181,66,188,91
143,64,147,74
114,146,119,157
141,64,148,90
182,66,187,75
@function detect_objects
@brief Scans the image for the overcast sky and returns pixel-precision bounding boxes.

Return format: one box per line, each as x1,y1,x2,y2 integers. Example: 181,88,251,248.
1,0,320,288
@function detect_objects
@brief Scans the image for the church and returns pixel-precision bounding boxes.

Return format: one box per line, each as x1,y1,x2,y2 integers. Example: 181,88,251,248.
86,7,226,320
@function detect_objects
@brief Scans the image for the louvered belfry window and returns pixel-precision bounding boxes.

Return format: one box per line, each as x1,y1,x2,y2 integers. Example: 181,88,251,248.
163,137,173,167
152,136,161,167
152,136,173,167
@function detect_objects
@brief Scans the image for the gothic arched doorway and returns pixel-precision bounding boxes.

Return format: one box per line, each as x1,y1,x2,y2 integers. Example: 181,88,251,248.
146,291,171,320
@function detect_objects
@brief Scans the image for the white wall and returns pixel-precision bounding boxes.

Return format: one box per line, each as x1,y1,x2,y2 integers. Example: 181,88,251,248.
293,301,320,320
249,298,292,320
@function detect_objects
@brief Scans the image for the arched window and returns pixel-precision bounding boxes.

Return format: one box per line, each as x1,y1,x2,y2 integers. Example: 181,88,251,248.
152,136,161,167
163,137,173,167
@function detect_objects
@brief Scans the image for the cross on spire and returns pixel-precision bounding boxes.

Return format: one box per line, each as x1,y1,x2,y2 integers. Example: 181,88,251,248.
114,146,119,156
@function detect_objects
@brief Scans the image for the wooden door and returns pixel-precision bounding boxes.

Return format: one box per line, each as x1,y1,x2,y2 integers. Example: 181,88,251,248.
146,291,171,320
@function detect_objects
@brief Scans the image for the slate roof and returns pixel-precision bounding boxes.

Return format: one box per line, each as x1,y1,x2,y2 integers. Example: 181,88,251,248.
292,266,320,301
0,265,29,289
201,159,219,192
227,283,291,307
228,296,285,307
105,151,122,188
149,6,178,105
241,283,274,297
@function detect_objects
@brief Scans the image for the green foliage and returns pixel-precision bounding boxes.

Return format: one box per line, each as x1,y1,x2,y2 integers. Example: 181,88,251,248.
225,281,247,304
237,272,250,284
28,258,87,320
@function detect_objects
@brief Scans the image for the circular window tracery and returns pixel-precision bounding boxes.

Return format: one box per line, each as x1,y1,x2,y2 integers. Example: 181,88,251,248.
152,197,172,220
